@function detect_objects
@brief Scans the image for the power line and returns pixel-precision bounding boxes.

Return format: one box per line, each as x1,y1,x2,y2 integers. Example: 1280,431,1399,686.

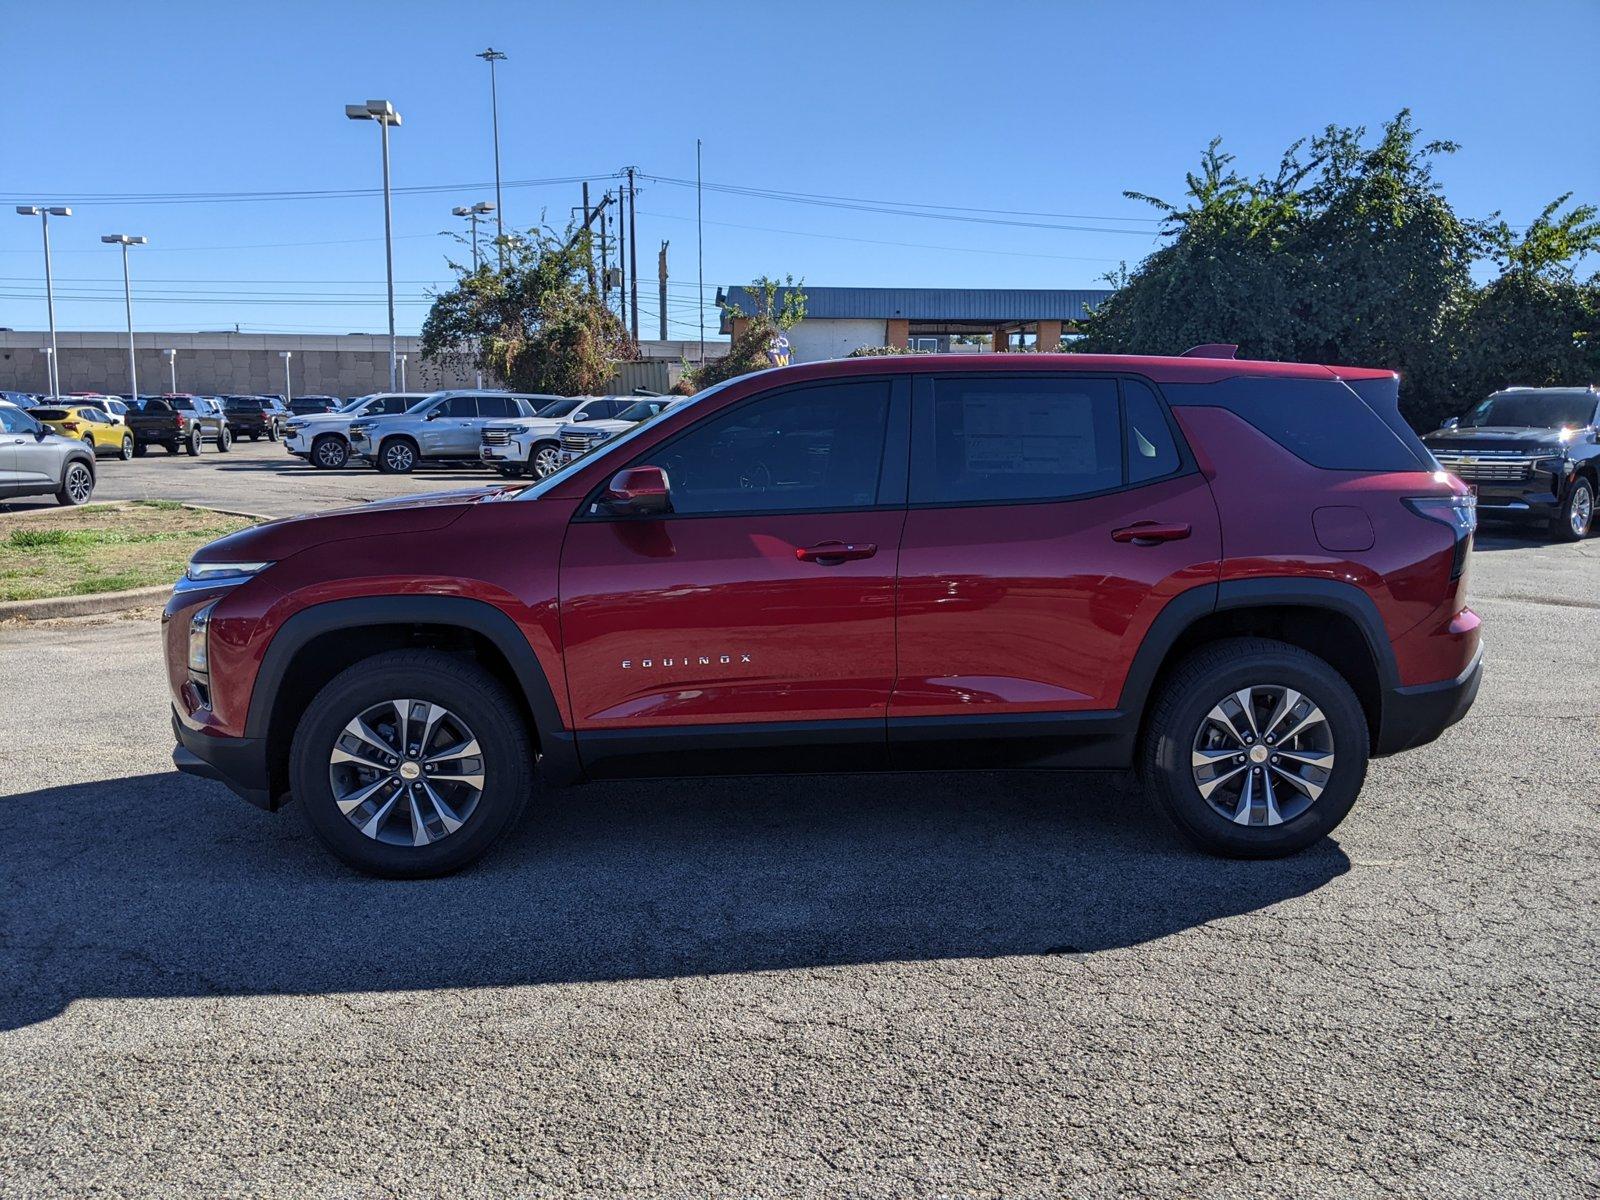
0,173,621,209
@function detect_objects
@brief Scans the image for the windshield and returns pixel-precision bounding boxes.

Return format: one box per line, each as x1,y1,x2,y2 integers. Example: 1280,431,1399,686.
1463,392,1597,430
616,399,671,422
535,398,581,419
336,396,371,413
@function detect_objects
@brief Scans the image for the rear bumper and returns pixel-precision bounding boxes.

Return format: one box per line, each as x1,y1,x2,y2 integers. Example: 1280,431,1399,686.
172,708,276,810
1375,646,1482,756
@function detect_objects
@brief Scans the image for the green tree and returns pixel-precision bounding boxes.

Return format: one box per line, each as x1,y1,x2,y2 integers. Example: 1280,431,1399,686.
676,275,806,393
421,224,633,396
1455,196,1600,408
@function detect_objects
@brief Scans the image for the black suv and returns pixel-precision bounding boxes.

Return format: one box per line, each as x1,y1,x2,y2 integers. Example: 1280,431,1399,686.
219,396,287,441
1424,387,1599,541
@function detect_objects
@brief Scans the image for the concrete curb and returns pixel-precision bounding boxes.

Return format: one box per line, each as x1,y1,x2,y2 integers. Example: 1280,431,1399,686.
0,585,172,622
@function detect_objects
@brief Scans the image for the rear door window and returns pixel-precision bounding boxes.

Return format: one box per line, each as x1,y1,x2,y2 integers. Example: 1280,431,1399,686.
912,376,1122,504
1123,378,1183,483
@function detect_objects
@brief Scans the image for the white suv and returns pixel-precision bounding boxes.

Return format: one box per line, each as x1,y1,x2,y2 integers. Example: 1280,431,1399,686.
479,396,634,479
283,393,428,469
555,396,684,467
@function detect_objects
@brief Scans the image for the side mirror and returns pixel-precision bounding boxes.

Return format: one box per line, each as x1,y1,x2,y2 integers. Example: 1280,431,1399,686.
34,427,48,440
573,412,588,421
603,466,672,516
1442,416,1460,431
424,408,442,421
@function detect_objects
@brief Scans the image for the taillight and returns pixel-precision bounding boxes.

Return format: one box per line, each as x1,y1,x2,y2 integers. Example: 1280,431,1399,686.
62,421,79,432
1404,494,1476,580
260,410,271,421
175,415,187,429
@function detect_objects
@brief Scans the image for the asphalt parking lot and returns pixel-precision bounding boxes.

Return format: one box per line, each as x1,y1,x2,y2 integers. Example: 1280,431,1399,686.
0,435,500,519
0,468,1596,1196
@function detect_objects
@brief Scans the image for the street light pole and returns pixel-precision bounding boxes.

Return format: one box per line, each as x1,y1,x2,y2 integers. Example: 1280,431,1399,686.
476,48,507,269
15,205,71,396
451,201,495,273
346,100,403,391
102,234,148,401
279,351,293,407
398,354,407,391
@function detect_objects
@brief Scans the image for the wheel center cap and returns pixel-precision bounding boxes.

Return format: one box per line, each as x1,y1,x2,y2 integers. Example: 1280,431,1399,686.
398,761,422,781
1249,745,1269,764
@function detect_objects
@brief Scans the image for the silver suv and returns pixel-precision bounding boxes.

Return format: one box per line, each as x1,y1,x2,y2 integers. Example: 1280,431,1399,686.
283,392,428,469
0,402,97,506
347,390,556,474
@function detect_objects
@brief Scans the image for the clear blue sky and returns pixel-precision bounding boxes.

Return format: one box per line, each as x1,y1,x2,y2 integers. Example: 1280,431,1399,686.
3,0,1595,340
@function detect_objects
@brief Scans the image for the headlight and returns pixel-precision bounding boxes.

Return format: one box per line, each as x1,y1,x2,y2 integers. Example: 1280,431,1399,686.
185,560,271,583
285,418,306,430
188,601,217,674
507,424,532,435
1535,456,1572,475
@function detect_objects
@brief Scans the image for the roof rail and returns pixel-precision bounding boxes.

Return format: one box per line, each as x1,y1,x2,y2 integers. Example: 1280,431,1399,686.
1181,343,1238,359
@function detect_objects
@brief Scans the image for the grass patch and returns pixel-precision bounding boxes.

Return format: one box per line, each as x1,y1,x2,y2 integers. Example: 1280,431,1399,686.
0,501,257,602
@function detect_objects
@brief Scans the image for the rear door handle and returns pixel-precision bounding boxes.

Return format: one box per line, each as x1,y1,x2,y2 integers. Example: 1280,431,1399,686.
1111,522,1192,545
796,541,878,564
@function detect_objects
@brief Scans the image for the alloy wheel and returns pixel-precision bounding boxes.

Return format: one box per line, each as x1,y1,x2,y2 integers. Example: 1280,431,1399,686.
532,446,562,478
1190,683,1335,827
327,698,486,847
384,442,415,472
315,438,347,468
64,463,93,504
1572,483,1593,538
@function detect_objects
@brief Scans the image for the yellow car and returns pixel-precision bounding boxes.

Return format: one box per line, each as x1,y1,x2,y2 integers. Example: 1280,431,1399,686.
30,403,135,460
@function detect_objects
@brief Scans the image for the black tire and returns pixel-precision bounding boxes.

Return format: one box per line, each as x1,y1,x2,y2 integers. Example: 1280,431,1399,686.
249,433,260,442
1138,637,1369,858
495,464,525,479
83,435,98,457
1552,478,1594,542
311,435,349,470
217,426,232,453
118,434,134,461
54,459,94,506
133,441,148,457
164,441,178,455
289,650,534,878
186,430,201,456
376,436,418,474
268,424,280,443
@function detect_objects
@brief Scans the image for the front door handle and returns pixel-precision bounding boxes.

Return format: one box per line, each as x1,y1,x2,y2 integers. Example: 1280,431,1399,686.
1111,521,1192,546
796,540,878,565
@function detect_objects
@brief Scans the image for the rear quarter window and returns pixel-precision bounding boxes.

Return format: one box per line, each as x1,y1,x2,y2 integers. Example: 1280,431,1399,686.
1164,376,1427,471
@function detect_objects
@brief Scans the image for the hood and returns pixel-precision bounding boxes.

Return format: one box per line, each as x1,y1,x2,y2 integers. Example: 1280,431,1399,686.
564,419,632,435
191,486,510,565
1424,427,1582,453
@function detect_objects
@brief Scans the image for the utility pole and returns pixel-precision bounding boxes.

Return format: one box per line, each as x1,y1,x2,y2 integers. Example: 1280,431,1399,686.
581,182,596,294
476,47,508,268
616,185,628,330
657,241,669,341
627,167,640,342
696,138,705,363
599,193,612,307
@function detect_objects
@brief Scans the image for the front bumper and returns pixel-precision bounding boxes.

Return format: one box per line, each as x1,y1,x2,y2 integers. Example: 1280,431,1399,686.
1375,646,1483,756
172,707,276,810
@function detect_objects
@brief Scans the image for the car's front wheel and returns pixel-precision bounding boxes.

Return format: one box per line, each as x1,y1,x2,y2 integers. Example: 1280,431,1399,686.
531,442,563,479
1553,478,1594,542
289,650,534,877
311,435,349,469
1139,637,1368,858
376,437,418,474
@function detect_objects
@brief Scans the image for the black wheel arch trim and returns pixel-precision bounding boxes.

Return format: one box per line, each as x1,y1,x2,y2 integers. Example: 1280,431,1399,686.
1116,575,1401,722
243,595,578,785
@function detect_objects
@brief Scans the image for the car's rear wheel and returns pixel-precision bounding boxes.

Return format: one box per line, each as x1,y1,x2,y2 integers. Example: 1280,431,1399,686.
55,460,94,507
133,441,147,457
311,435,348,469
531,443,562,479
186,430,201,455
1553,478,1593,542
376,437,418,474
290,650,534,877
118,434,134,461
217,426,232,453
82,434,97,456
1139,637,1368,858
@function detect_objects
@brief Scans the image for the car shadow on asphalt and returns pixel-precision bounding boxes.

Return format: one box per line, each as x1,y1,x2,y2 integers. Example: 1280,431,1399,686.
0,769,1350,1029
206,458,497,482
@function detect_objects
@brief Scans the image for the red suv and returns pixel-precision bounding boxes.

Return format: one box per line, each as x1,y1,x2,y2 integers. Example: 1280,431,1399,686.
165,350,1481,876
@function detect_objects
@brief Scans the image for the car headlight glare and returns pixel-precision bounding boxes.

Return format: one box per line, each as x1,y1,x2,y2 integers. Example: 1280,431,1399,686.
185,560,271,583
